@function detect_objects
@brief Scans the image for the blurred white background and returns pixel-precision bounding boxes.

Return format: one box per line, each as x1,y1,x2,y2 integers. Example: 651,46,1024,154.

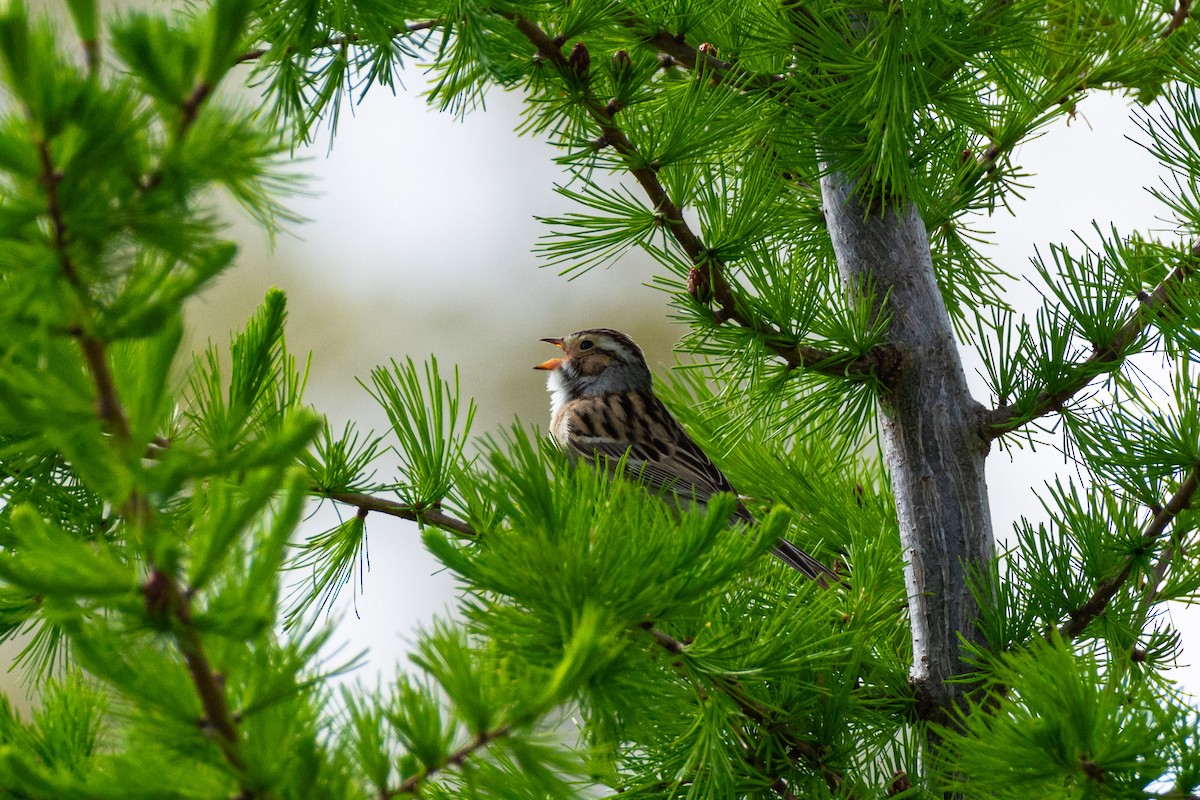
2,2,1196,707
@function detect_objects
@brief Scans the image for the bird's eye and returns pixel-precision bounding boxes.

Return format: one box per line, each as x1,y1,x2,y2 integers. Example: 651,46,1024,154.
579,340,594,350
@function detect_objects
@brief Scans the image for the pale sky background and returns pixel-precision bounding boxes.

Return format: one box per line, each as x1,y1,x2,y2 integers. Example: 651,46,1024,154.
2,3,1196,709
187,77,1199,691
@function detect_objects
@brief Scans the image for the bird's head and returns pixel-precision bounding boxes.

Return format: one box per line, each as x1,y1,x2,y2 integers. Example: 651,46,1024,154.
535,328,651,397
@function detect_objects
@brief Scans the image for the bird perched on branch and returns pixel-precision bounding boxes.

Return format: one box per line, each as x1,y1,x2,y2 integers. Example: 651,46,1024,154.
535,328,834,584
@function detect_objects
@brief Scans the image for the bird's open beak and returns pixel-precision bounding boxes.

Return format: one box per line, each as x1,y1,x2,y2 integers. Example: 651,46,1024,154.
534,337,565,370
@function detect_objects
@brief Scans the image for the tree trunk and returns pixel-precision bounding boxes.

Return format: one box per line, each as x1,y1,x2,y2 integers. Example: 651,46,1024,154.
820,170,995,719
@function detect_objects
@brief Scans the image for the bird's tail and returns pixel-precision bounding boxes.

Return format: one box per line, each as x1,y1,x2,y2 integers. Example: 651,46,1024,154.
770,539,837,587
733,501,837,586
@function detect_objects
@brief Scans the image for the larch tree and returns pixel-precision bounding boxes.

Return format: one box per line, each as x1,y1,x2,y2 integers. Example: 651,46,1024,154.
0,0,1198,798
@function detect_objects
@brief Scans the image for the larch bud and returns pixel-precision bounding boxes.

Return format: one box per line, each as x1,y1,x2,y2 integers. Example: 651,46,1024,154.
568,42,590,78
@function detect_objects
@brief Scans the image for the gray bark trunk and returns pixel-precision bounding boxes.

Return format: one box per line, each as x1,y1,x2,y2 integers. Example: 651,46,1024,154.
820,170,995,717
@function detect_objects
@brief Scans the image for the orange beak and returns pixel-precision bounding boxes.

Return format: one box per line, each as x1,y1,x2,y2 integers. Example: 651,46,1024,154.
534,337,565,370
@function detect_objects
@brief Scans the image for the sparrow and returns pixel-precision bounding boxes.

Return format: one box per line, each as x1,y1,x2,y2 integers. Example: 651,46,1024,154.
535,328,834,583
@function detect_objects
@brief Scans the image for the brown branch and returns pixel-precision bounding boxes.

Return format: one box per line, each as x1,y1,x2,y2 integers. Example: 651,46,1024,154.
626,26,788,92
178,82,212,136
144,568,249,776
986,242,1199,439
318,489,478,538
83,40,99,76
234,20,442,65
771,779,800,800
78,334,133,445
643,625,849,795
1164,0,1193,37
382,724,513,799
33,126,254,795
1058,465,1199,640
87,375,252,792
36,136,135,447
507,14,891,382
139,80,218,192
36,140,82,291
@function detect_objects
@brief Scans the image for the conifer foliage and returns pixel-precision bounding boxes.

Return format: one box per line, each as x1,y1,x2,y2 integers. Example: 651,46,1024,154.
1,0,1199,797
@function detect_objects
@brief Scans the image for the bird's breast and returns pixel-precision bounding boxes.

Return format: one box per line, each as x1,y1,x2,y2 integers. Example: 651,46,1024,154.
549,403,575,456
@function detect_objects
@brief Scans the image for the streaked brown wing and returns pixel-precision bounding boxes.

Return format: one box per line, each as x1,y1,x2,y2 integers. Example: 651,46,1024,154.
563,390,737,508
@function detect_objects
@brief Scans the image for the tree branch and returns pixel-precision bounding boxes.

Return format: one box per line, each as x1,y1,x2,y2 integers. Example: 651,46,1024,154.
1164,0,1193,37
35,139,137,445
317,489,478,538
144,567,249,777
986,242,1199,439
139,79,220,192
78,334,133,446
506,13,893,383
382,724,514,799
35,140,83,291
613,10,1027,240
32,114,255,799
1058,465,1199,640
619,23,788,92
177,82,212,137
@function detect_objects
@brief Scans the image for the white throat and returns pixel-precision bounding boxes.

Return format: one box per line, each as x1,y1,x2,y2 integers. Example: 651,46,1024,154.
546,368,571,416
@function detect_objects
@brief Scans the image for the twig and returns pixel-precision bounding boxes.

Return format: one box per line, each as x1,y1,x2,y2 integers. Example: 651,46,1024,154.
1058,465,1199,640
507,14,892,382
1164,0,1193,37
36,139,136,445
145,568,249,774
382,724,513,799
78,334,133,446
614,13,1020,242
987,242,1199,438
926,139,1009,231
35,140,82,291
178,82,212,136
621,24,788,92
139,80,218,192
318,489,478,538
1124,522,1183,664
37,135,135,448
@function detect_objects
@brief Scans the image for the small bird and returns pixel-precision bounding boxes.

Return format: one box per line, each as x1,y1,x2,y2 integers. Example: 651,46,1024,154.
535,328,834,583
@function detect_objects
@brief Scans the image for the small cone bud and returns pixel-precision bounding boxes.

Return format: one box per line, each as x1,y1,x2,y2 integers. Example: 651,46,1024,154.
687,267,712,302
568,42,590,78
887,771,911,797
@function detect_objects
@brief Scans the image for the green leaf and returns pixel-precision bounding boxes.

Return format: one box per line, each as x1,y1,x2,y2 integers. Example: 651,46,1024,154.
188,467,291,593
63,0,98,47
110,12,199,107
365,356,476,508
301,419,387,494
284,514,367,633
941,640,1179,797
0,505,136,598
199,0,254,85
